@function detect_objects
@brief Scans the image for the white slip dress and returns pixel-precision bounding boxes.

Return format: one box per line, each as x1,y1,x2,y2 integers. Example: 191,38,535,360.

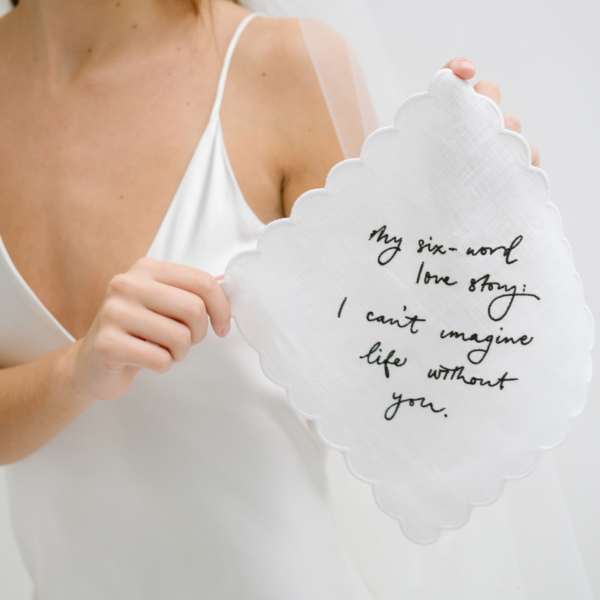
0,13,374,600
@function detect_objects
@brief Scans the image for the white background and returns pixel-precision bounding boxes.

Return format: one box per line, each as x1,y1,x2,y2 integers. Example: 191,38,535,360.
0,0,598,598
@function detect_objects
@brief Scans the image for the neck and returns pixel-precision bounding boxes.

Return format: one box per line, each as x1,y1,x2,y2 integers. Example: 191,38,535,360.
9,0,200,87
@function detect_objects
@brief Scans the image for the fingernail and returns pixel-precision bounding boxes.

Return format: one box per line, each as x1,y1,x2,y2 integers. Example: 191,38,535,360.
220,323,231,338
459,60,474,69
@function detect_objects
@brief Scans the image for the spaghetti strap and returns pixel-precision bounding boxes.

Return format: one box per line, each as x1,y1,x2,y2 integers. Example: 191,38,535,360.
210,13,262,120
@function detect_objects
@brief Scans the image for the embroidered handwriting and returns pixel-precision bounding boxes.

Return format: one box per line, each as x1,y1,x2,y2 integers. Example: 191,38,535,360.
366,307,425,334
369,225,402,265
416,261,457,286
427,365,518,390
385,393,447,420
466,235,523,265
469,275,540,321
359,342,407,378
417,237,457,255
440,328,534,365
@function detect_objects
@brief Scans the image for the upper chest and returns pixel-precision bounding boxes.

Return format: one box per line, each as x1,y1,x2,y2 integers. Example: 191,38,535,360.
0,18,285,339
0,28,280,236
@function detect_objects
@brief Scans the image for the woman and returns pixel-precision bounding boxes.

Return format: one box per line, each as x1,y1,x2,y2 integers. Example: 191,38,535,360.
0,0,539,597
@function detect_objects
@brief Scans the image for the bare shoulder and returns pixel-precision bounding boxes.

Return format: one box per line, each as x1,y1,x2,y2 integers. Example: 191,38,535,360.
231,15,344,112
221,11,344,220
237,17,313,80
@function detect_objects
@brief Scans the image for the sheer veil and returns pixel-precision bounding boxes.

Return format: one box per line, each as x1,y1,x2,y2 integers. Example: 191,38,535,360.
0,0,593,596
242,0,404,158
241,2,594,599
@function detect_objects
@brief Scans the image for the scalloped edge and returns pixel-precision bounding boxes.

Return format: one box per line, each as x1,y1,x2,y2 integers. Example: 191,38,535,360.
223,68,595,544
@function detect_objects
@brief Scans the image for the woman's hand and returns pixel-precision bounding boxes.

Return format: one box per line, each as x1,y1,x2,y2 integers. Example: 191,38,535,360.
67,258,231,402
444,57,540,167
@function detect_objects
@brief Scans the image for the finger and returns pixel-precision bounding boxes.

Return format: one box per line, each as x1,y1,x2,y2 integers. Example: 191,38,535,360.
125,307,192,363
473,80,501,106
503,113,521,133
138,281,209,346
443,57,476,80
529,142,541,167
95,327,174,374
103,298,193,363
106,273,209,345
134,258,231,337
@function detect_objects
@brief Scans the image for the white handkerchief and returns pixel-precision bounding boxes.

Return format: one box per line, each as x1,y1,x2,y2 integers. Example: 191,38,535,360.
223,69,593,544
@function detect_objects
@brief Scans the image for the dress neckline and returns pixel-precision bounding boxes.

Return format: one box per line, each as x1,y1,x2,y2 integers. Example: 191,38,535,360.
0,13,261,342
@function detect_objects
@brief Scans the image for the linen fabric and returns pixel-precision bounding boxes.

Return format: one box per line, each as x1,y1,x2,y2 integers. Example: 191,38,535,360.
224,69,593,543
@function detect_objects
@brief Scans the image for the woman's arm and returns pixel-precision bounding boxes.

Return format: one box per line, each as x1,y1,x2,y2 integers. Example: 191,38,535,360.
0,258,231,465
0,343,91,466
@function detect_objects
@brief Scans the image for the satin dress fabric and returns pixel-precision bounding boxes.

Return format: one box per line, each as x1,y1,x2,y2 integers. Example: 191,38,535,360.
0,14,373,600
